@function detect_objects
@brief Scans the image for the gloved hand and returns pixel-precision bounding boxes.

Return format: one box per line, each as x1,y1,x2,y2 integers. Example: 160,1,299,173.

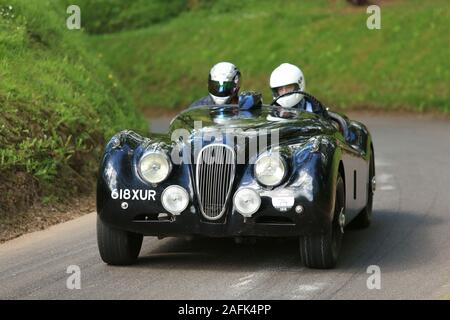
238,94,254,110
238,91,262,110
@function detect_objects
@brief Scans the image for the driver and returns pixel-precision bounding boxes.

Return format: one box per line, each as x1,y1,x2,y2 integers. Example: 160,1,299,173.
269,63,314,112
189,62,241,108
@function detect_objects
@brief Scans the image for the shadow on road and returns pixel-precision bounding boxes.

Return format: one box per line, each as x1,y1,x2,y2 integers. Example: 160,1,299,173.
131,209,442,273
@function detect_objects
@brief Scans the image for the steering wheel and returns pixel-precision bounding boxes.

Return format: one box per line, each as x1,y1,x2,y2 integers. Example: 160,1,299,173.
270,90,329,117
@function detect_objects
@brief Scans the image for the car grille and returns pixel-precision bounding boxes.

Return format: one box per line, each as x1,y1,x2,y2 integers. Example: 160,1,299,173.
196,144,236,220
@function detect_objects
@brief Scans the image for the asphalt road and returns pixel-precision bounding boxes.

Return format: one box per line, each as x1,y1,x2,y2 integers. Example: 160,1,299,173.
1,113,450,299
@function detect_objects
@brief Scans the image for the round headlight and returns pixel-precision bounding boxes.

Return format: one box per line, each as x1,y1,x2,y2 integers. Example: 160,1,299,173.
233,188,261,217
161,185,189,215
254,153,286,187
139,151,172,184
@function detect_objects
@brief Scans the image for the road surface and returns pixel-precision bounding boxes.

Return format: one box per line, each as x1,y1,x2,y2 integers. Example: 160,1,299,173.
1,113,450,299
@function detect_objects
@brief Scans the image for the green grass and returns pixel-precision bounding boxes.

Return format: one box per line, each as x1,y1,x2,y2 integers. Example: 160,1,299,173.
60,0,188,34
90,0,449,113
0,0,146,214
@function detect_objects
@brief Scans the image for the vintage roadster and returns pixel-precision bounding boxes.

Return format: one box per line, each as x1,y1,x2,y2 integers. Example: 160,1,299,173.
96,91,375,269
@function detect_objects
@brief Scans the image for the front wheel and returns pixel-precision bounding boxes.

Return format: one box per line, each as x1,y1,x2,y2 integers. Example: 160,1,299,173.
299,174,345,269
97,216,143,265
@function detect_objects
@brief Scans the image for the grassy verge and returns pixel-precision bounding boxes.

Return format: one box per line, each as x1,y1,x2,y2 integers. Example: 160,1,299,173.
60,0,188,34
90,0,449,113
0,0,147,220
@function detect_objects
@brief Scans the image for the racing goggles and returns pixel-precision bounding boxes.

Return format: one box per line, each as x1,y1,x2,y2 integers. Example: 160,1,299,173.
208,80,237,97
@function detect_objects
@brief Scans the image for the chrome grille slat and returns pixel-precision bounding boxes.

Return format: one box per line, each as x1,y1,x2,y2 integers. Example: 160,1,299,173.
205,148,210,213
219,148,225,214
196,144,236,220
209,148,214,215
217,149,222,216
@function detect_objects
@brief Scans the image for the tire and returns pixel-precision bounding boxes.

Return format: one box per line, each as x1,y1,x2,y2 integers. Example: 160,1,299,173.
299,174,345,269
349,148,374,229
97,216,143,265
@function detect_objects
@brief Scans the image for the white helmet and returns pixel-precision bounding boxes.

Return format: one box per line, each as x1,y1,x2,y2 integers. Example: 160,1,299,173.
270,63,305,108
208,62,241,105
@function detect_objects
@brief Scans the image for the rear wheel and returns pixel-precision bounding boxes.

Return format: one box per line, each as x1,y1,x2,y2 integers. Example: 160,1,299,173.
97,216,143,265
349,148,374,229
299,174,345,269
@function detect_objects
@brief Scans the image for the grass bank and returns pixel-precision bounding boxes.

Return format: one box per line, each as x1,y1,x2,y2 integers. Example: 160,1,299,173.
0,0,147,221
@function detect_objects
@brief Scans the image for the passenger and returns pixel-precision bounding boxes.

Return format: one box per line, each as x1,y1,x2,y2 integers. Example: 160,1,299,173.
269,63,314,112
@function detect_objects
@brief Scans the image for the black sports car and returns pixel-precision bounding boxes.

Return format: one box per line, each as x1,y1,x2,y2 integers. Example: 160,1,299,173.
96,91,375,269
